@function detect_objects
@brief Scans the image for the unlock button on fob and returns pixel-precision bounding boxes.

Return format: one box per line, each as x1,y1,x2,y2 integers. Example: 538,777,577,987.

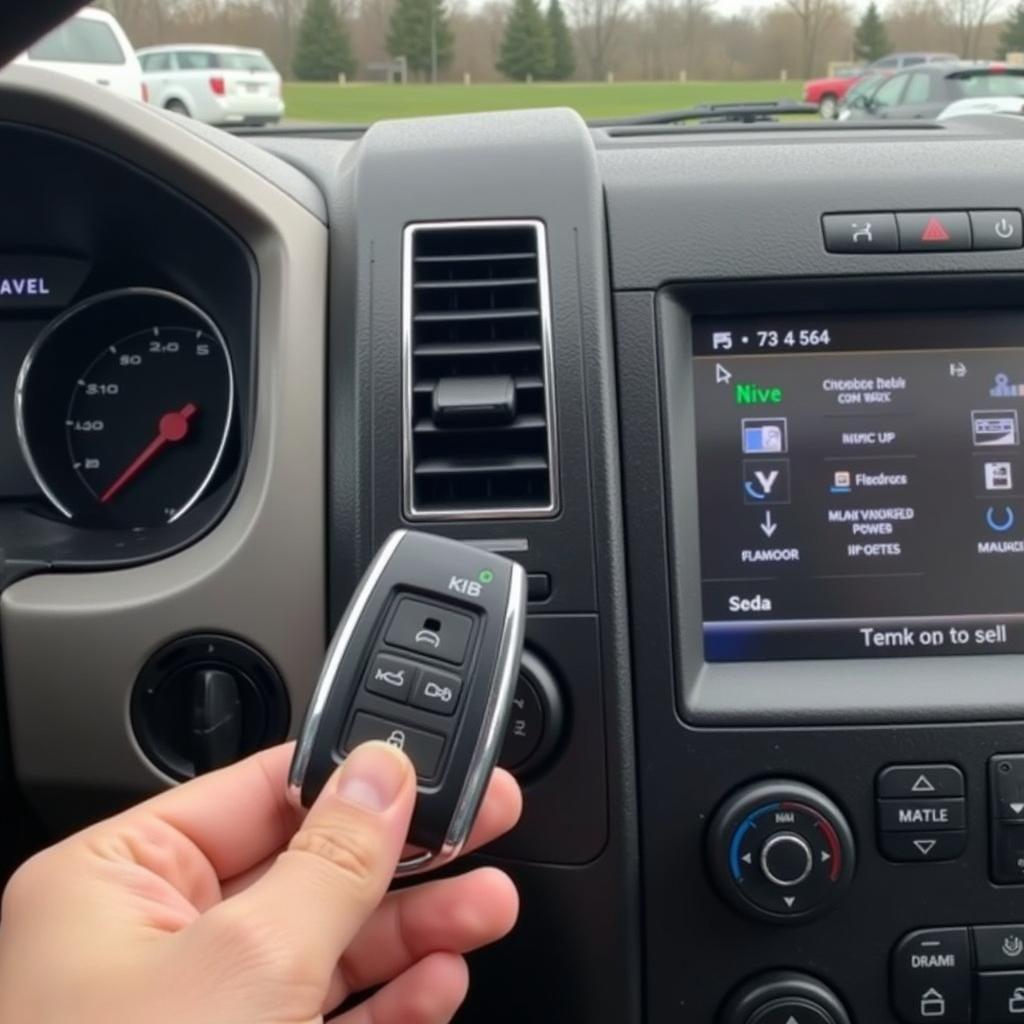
344,712,445,779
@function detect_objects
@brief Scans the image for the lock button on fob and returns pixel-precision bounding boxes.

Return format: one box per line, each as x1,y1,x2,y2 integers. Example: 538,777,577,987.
345,711,445,779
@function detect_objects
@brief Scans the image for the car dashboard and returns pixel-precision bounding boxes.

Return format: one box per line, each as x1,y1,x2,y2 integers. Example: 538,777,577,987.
6,64,1024,1024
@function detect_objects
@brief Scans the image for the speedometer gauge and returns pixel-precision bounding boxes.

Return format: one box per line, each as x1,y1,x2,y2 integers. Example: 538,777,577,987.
17,289,235,528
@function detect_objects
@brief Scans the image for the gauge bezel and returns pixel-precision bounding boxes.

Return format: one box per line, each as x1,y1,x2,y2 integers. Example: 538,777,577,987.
15,287,236,527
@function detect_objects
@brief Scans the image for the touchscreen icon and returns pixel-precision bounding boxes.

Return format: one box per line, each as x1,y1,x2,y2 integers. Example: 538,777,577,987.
991,373,1024,398
972,410,1020,448
985,462,1014,491
741,417,788,455
742,459,790,505
831,470,852,494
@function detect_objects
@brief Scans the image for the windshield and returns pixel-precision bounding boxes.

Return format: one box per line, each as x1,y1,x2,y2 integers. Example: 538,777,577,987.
843,73,885,102
26,2,1024,125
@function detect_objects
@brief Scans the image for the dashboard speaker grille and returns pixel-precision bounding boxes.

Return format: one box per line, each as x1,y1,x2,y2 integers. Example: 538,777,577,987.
403,220,558,519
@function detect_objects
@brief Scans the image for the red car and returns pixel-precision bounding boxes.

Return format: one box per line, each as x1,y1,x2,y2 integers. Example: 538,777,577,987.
803,68,866,119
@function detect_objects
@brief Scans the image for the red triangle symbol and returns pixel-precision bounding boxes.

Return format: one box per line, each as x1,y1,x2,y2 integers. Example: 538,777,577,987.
921,217,951,242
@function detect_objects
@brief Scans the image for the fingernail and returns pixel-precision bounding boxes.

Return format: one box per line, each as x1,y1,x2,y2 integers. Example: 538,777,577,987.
335,741,410,812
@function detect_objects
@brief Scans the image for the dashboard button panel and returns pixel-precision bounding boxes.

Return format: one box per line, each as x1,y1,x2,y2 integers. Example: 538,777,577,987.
974,926,1024,970
879,764,965,799
989,755,1024,821
892,928,972,1024
989,756,1024,883
975,971,1024,1022
969,210,1023,251
708,780,855,923
897,211,972,252
748,1000,835,1024
879,830,968,862
878,797,966,832
822,212,898,253
878,764,967,862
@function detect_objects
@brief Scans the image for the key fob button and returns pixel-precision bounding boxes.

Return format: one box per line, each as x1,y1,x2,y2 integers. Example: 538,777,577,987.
364,653,419,703
410,668,463,716
385,598,474,665
344,711,446,779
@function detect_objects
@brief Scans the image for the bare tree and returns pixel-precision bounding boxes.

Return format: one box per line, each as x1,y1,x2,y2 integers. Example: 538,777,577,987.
782,0,840,77
568,0,629,77
946,0,1004,54
680,0,712,75
263,0,300,73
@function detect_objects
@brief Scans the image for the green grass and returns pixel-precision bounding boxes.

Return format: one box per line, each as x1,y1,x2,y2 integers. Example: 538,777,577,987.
282,79,806,124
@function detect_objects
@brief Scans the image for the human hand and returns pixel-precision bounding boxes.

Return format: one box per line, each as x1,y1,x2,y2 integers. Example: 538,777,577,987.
0,741,522,1024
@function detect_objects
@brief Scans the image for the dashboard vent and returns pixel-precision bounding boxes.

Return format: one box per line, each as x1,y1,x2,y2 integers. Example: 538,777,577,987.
403,220,558,519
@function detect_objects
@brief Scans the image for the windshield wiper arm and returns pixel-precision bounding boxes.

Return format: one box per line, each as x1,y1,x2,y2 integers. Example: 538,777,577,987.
590,100,818,127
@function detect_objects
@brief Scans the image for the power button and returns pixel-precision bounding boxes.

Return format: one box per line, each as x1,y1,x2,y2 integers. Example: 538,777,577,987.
970,210,1023,251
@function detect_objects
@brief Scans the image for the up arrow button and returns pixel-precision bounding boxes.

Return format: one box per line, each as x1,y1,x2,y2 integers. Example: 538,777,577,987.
878,764,965,800
912,774,936,794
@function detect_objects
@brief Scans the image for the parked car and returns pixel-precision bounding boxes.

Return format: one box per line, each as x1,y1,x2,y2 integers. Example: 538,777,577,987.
807,53,960,119
13,7,145,103
803,66,865,120
867,50,959,71
844,62,1024,121
938,94,1024,119
137,44,284,126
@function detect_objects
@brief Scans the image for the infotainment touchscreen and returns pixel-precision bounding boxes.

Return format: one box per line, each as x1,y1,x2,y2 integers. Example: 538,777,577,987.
692,311,1024,661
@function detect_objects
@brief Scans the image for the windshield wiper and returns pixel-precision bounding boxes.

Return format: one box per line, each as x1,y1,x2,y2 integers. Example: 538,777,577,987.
590,100,818,127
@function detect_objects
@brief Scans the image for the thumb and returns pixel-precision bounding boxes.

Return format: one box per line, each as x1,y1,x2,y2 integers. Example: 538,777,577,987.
206,741,416,987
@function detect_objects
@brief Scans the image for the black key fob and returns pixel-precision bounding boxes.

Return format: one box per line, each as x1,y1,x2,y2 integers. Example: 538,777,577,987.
289,529,527,873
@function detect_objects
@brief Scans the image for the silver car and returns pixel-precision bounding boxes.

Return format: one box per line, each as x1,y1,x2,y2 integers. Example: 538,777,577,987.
137,44,284,126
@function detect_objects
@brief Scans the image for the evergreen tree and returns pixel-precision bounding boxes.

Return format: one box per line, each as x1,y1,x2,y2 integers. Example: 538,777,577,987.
498,0,552,81
293,0,355,81
387,0,454,79
853,2,890,63
546,0,575,80
999,1,1024,58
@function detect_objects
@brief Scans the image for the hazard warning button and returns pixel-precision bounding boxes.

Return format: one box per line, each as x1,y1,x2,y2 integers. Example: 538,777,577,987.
897,211,971,252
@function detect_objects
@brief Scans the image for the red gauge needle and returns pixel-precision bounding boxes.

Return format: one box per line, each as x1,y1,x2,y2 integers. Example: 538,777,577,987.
100,402,198,504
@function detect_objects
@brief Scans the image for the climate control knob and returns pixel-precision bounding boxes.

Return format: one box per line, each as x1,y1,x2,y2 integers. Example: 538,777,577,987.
760,832,814,888
708,779,856,924
719,972,852,1024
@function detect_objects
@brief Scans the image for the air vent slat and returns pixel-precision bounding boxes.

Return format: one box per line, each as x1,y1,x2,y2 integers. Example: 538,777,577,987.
414,413,546,435
404,221,557,518
415,455,549,476
413,309,540,324
414,251,535,264
414,276,539,291
414,340,541,358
